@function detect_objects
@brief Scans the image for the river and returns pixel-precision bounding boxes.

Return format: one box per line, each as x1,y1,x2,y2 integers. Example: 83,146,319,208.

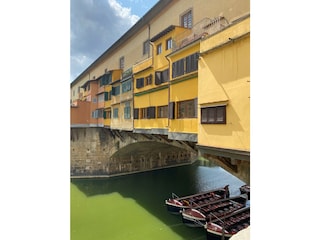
71,159,246,240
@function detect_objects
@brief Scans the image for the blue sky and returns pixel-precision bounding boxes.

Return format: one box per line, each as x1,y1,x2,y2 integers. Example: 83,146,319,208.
70,0,159,82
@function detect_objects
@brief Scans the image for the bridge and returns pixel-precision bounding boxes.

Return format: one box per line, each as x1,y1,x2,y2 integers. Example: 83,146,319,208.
70,127,250,184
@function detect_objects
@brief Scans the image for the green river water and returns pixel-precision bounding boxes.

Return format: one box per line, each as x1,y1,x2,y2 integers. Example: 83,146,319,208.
71,160,246,240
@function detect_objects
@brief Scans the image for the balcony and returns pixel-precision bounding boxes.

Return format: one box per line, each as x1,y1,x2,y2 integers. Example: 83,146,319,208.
132,57,153,74
173,16,229,51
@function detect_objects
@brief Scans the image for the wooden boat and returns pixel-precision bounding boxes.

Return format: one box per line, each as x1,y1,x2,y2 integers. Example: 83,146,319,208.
181,195,248,227
239,185,250,200
165,185,230,214
204,206,250,240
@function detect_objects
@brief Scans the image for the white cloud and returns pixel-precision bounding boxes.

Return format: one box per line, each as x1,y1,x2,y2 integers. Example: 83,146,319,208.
108,0,139,25
70,0,141,81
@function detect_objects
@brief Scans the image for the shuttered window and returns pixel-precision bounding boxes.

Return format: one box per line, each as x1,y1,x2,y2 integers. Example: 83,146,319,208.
178,99,197,118
181,10,192,29
136,78,144,88
147,106,156,119
157,105,168,118
124,102,131,119
201,106,226,124
172,59,184,78
155,69,169,85
185,53,198,73
169,102,175,119
134,108,139,119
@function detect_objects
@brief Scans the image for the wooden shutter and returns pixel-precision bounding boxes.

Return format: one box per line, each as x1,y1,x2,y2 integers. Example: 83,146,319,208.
155,72,161,85
134,108,139,119
169,102,175,119
147,106,156,119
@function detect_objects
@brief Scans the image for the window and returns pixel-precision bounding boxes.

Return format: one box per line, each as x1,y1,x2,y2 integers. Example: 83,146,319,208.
140,107,155,119
141,108,148,119
105,109,111,119
136,78,144,89
92,97,97,103
119,56,124,69
143,40,149,55
112,86,120,96
145,74,152,85
172,59,185,78
92,110,98,118
155,69,169,85
201,106,226,124
104,92,109,101
185,53,199,73
122,80,132,93
134,108,139,119
157,43,162,55
157,105,168,118
99,74,111,87
181,10,192,28
98,94,104,102
172,52,199,77
97,109,104,118
124,102,131,119
166,38,172,50
178,99,197,118
113,108,119,118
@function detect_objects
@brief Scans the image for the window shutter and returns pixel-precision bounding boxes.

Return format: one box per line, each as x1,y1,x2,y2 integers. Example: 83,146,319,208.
169,102,175,119
134,108,139,119
155,72,161,85
194,98,198,117
162,69,169,82
147,106,156,119
172,62,176,78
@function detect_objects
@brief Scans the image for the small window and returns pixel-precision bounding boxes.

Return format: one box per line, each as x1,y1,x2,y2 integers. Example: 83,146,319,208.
201,106,226,124
157,43,162,55
145,74,152,85
178,99,197,118
122,80,132,93
143,40,149,55
119,56,124,69
166,38,172,50
113,108,119,119
157,105,168,118
181,10,192,28
136,78,145,89
124,102,131,119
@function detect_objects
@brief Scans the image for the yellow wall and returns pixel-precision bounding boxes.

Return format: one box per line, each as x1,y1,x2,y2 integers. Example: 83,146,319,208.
167,42,199,135
198,17,250,151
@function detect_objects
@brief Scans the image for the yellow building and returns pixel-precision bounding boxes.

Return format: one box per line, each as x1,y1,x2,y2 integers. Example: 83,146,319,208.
70,0,250,174
197,15,250,165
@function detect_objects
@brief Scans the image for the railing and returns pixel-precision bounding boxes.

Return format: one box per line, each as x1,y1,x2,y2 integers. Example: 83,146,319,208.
173,16,229,51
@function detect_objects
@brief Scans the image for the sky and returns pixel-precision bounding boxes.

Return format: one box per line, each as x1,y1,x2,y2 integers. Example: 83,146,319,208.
70,0,159,82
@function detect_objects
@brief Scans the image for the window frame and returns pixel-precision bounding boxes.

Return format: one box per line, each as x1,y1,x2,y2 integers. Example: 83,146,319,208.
143,40,150,55
201,106,226,124
177,99,197,119
156,43,162,55
119,56,124,69
166,38,172,50
181,9,193,29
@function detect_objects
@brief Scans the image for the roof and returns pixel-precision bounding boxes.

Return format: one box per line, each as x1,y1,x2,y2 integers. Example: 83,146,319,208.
150,25,176,42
